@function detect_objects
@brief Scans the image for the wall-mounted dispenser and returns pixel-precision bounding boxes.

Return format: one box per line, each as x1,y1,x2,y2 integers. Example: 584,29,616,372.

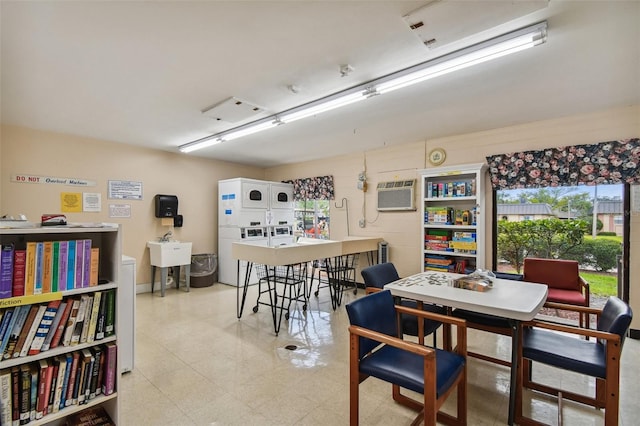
155,194,178,218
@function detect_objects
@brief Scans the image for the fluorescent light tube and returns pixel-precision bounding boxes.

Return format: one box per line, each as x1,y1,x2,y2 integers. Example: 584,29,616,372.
279,91,367,124
220,120,278,141
179,136,223,153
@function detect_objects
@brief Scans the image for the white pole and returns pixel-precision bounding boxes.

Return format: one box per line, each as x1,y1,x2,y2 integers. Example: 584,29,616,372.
592,185,598,239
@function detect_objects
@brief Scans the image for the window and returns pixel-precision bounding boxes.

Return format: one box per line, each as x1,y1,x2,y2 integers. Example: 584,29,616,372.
294,200,330,239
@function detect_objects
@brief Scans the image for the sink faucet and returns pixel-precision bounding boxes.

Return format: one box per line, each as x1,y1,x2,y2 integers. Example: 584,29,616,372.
160,230,173,242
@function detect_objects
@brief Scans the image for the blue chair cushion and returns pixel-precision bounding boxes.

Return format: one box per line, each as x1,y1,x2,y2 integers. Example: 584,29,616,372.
452,309,511,330
360,344,465,397
522,328,606,378
400,299,446,337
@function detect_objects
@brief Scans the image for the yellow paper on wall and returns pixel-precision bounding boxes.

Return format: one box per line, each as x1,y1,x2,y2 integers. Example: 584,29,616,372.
61,192,82,212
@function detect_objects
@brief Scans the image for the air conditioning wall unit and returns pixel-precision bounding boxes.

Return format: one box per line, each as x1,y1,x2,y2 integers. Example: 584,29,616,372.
376,179,416,211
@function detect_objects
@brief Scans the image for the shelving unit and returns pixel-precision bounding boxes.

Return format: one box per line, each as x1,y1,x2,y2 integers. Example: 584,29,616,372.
0,224,121,425
420,163,487,273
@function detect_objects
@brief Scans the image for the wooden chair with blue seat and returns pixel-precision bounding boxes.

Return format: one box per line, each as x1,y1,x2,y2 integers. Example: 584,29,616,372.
361,262,447,346
346,290,467,426
516,296,633,426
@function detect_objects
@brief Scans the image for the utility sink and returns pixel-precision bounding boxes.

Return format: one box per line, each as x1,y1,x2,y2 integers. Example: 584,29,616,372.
147,241,192,267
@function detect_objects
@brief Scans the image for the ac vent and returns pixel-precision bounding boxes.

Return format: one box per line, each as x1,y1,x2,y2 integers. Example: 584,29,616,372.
377,179,416,211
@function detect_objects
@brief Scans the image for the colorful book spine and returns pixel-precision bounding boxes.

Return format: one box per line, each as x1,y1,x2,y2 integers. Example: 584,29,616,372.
28,300,61,355
35,359,49,419
42,241,53,294
0,368,12,425
79,296,94,344
52,355,67,413
25,242,37,296
49,300,73,350
11,366,20,425
51,241,60,293
12,249,27,298
70,295,89,346
104,290,115,338
64,351,80,407
66,240,76,291
83,240,92,288
34,242,44,295
86,292,101,343
102,343,116,396
0,307,18,357
58,241,68,292
41,301,67,352
0,244,14,299
19,364,30,425
89,248,99,286
12,306,38,359
74,240,84,290
19,305,47,357
4,305,29,359
62,299,80,347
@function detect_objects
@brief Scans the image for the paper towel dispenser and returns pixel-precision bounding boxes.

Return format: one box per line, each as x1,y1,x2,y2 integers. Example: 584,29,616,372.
155,194,178,218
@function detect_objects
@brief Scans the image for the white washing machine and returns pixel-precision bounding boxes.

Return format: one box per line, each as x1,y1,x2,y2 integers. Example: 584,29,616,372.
218,178,271,227
269,182,295,226
218,226,269,286
269,225,295,247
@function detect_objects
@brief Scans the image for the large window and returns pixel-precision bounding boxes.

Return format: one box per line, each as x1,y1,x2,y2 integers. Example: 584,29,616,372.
294,200,330,239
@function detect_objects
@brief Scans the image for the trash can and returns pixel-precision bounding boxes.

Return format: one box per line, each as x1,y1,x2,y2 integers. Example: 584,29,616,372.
190,253,217,288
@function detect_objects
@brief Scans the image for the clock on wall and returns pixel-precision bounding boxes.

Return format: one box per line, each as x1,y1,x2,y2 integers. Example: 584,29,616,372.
428,148,446,166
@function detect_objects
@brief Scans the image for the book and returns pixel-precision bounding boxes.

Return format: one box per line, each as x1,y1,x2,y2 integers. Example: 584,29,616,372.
74,240,84,290
46,361,58,416
66,240,76,291
77,349,92,405
0,368,12,426
12,249,27,297
51,241,60,293
86,292,101,343
104,290,115,338
102,342,116,396
29,364,37,421
35,359,49,419
28,299,61,355
52,356,67,413
41,242,53,294
34,242,44,295
41,301,67,352
49,300,73,350
59,353,73,410
0,244,15,299
95,346,105,396
94,292,107,341
62,299,81,347
0,309,15,357
83,240,92,288
18,364,30,425
71,352,85,406
25,242,37,296
64,405,115,426
5,306,33,359
11,366,20,425
65,351,80,407
89,347,102,399
89,248,99,286
58,241,69,292
79,296,94,344
13,306,39,358
70,295,89,346
20,305,47,357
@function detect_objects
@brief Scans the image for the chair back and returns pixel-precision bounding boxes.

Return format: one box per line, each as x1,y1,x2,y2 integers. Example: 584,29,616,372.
361,263,400,289
598,296,633,347
523,257,581,290
346,290,398,359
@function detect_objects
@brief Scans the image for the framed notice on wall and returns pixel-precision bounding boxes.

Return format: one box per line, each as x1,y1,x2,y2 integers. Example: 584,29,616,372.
108,180,143,200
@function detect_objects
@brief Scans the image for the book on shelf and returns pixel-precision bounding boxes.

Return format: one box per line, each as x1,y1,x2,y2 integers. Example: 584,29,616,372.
12,306,39,359
3,305,29,358
70,295,89,346
28,299,62,355
89,346,102,399
79,295,94,344
41,301,67,352
0,244,15,299
90,248,100,286
104,290,115,338
29,364,37,421
74,240,84,290
46,360,59,416
71,352,85,406
25,242,37,296
94,293,107,341
78,349,93,405
12,249,27,298
52,355,67,413
58,241,69,292
95,346,105,397
42,241,53,295
19,305,47,357
83,240,92,288
0,308,16,357
59,353,73,410
102,342,116,396
86,292,101,344
64,351,80,407
65,404,115,426
34,242,44,295
66,240,76,291
0,367,12,425
62,299,81,347
11,366,20,425
18,364,30,425
51,241,60,293
35,359,49,419
49,300,73,350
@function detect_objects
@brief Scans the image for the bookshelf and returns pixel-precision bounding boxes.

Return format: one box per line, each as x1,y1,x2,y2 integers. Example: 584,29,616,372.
420,163,487,273
0,223,121,425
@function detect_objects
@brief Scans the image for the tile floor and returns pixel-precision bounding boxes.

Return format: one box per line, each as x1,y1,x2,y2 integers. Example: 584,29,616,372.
119,282,639,425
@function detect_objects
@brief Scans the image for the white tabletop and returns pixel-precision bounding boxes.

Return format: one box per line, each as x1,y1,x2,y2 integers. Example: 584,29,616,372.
384,271,548,321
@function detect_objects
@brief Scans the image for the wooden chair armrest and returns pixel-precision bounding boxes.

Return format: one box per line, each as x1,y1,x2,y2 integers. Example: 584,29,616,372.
579,275,590,296
542,301,601,315
522,319,620,342
349,325,436,358
365,287,382,294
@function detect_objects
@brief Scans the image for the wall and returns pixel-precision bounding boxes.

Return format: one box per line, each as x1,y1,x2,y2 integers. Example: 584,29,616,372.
266,105,640,329
0,125,264,286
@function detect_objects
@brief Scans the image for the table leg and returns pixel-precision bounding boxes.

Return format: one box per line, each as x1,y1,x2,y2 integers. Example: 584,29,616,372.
508,320,519,426
237,260,252,318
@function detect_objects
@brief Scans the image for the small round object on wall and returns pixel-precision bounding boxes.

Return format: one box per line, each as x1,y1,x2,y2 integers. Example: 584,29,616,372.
428,148,446,166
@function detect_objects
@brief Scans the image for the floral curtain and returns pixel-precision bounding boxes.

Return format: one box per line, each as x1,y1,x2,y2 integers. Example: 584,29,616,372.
283,175,335,201
486,138,640,189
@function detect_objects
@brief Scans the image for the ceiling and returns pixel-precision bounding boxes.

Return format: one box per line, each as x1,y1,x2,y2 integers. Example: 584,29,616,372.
2,1,639,168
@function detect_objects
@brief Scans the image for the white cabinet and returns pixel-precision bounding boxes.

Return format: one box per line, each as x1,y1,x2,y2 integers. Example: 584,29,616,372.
0,224,121,425
120,255,135,373
420,163,487,273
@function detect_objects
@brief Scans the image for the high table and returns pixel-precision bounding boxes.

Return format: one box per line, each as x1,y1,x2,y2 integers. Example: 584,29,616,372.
384,271,547,426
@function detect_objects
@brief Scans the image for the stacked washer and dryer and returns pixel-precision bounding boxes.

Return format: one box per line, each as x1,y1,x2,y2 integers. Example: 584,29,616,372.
218,178,295,286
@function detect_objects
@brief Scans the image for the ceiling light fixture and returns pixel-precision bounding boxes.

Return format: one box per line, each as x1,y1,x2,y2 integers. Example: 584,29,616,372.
179,21,547,154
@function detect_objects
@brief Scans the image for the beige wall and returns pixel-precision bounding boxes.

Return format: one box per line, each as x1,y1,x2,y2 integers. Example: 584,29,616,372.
0,125,264,286
2,105,639,330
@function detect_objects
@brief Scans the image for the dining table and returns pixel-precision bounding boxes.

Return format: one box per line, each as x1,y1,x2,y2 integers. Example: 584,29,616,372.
384,270,548,426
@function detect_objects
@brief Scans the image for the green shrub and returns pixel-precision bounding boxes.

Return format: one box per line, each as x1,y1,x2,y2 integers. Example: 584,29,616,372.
597,231,617,236
577,239,622,272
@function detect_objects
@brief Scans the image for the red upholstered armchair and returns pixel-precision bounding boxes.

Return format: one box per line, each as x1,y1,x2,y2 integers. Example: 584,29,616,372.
523,257,590,326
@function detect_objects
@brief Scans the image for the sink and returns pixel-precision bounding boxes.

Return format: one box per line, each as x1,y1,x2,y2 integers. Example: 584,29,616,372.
147,241,192,267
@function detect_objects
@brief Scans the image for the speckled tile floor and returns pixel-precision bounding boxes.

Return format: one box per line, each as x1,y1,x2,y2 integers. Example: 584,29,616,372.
118,282,638,425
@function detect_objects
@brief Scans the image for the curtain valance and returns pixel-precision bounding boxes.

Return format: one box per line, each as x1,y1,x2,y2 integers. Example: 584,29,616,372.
486,138,640,190
283,175,335,201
